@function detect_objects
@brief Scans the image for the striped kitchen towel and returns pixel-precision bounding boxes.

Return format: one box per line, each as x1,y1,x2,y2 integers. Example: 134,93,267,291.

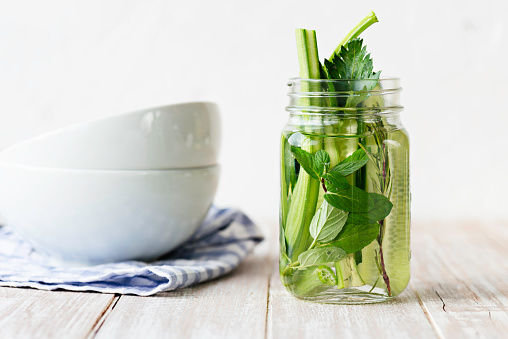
0,207,263,296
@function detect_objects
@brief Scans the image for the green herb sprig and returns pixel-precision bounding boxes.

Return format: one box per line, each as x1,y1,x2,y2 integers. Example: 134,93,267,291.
284,147,392,272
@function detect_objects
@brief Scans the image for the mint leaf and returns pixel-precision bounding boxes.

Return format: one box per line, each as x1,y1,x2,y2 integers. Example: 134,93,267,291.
298,247,346,268
323,172,350,190
291,148,333,180
343,148,369,163
314,150,330,177
330,148,368,176
347,193,393,224
324,185,372,212
317,265,338,285
309,201,349,243
368,193,393,218
324,223,380,254
291,146,319,179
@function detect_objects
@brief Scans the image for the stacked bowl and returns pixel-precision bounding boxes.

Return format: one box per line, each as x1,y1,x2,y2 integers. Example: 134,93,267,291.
0,102,221,266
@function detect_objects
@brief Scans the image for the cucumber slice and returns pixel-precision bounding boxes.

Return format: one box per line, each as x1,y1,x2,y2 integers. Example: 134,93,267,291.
382,129,411,296
357,128,410,296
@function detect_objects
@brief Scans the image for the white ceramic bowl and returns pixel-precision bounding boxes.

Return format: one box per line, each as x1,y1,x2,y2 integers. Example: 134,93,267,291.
0,162,220,266
0,102,221,170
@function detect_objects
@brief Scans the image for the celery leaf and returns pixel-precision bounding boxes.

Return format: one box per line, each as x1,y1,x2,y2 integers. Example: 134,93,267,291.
324,38,380,81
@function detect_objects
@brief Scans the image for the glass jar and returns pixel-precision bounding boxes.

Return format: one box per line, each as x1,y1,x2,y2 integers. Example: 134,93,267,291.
279,78,410,304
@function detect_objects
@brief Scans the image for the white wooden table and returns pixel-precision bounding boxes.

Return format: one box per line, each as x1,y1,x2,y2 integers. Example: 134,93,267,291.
1,221,507,338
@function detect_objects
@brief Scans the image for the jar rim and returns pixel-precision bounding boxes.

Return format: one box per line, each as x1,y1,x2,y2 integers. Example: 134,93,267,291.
287,77,401,92
286,77,402,112
288,76,400,82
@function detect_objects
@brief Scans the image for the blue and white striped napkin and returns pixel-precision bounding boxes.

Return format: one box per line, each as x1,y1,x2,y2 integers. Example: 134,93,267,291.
0,207,263,296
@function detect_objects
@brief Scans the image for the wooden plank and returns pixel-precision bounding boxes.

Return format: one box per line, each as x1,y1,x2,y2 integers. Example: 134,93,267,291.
411,222,508,339
267,257,437,338
4,221,508,338
94,239,272,339
88,295,120,338
265,218,436,339
0,287,115,338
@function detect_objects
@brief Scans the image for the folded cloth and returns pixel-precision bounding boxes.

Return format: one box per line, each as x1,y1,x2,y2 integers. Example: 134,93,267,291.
0,207,263,296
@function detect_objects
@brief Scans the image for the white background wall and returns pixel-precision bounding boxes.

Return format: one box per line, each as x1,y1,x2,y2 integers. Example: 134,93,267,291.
0,0,507,225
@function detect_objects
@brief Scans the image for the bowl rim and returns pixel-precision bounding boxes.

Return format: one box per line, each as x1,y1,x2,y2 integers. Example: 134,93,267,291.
0,101,219,156
0,161,220,174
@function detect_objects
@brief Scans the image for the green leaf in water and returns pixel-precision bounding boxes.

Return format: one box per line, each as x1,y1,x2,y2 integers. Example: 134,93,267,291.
323,172,350,190
309,201,349,243
290,146,319,180
298,247,347,268
324,185,372,212
317,265,338,286
323,222,380,254
314,150,331,177
330,148,369,177
347,193,393,224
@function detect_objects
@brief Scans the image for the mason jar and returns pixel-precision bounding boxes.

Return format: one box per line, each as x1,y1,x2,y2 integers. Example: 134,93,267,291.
279,78,410,304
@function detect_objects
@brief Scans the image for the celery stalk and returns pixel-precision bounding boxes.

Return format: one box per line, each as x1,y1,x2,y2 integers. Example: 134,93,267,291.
335,254,365,289
349,255,365,286
285,139,321,261
295,29,321,93
329,11,379,62
295,28,322,107
280,134,294,231
284,29,323,262
335,259,351,289
323,12,379,287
